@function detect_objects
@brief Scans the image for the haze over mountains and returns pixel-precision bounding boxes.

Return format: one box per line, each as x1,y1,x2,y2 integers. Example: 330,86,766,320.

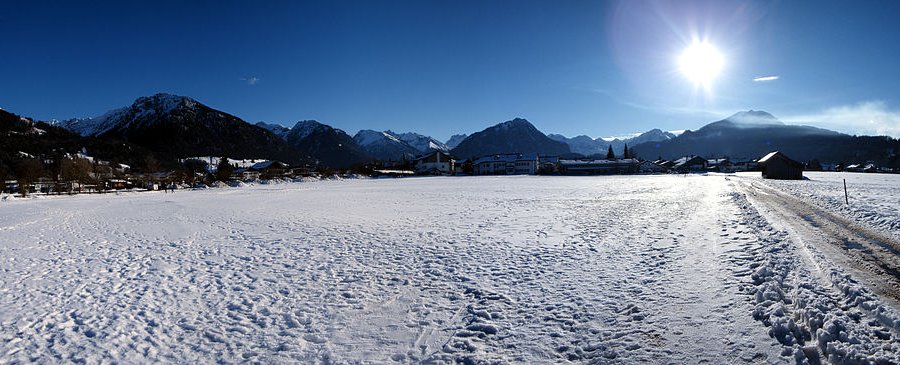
2,93,898,172
631,110,898,164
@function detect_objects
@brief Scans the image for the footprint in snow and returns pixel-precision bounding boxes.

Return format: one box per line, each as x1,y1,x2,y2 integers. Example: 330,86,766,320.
303,333,327,344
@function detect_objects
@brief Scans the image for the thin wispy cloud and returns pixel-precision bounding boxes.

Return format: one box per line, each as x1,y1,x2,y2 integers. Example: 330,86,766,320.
240,77,260,86
753,75,779,82
782,100,900,138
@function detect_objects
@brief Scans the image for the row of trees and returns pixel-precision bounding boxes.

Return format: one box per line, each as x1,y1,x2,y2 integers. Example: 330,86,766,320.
1,152,397,198
1,155,214,197
606,144,636,160
1,157,98,196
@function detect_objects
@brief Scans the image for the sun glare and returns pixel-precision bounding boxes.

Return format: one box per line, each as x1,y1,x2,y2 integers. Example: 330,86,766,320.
678,42,724,87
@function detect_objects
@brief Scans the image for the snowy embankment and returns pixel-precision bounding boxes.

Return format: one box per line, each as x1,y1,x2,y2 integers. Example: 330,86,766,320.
0,175,897,363
737,171,900,241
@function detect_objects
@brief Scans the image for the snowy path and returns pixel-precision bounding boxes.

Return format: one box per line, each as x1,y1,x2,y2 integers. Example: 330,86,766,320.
0,175,897,363
733,178,900,363
737,178,900,305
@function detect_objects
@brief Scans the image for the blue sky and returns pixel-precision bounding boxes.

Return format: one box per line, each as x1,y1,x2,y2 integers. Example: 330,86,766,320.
2,0,899,140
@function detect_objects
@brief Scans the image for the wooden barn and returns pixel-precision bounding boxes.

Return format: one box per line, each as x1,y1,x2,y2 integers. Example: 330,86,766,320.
758,151,803,180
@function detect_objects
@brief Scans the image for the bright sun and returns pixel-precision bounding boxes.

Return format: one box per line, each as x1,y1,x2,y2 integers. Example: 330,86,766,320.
678,42,724,87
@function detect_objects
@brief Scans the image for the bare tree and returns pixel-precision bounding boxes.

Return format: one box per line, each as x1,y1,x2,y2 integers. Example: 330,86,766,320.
60,158,94,193
143,155,161,173
16,158,44,197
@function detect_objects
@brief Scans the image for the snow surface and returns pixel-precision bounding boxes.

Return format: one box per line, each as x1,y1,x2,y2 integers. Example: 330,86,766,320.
1,175,898,363
182,156,272,171
737,172,900,241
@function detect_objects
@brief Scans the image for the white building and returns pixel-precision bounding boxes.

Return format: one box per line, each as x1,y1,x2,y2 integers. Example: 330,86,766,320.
639,160,668,173
415,151,456,175
472,153,539,175
558,158,639,175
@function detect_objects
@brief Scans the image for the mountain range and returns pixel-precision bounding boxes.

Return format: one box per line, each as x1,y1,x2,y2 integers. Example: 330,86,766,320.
548,129,677,156
351,130,449,161
283,120,371,168
631,110,899,165
57,94,300,164
2,94,898,174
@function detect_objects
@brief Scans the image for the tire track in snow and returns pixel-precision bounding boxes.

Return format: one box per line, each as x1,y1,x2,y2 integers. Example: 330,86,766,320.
733,180,900,363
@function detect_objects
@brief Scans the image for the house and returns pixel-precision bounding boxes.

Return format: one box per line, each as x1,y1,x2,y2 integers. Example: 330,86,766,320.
472,153,539,175
250,160,289,179
289,165,314,177
3,180,19,194
672,156,708,172
35,177,55,193
558,158,640,175
707,158,732,172
731,159,758,172
106,179,133,190
758,151,803,180
655,159,676,169
415,151,456,175
639,160,668,173
539,156,560,174
234,168,261,181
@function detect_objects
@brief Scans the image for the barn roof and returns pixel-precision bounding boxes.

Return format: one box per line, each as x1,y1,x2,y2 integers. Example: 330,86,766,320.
758,151,780,163
758,151,802,167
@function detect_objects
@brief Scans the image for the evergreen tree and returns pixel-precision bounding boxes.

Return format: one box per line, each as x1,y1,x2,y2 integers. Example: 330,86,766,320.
216,157,234,181
623,144,629,159
182,159,208,184
606,145,615,160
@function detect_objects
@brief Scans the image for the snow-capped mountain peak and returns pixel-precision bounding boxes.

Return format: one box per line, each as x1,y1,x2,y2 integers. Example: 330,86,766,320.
352,129,448,161
289,120,326,141
445,134,468,149
724,110,783,126
354,129,393,147
58,93,202,136
395,132,448,153
255,122,291,139
133,93,198,114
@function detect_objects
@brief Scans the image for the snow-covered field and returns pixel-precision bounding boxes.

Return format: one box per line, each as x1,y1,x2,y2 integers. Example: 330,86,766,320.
1,175,898,363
